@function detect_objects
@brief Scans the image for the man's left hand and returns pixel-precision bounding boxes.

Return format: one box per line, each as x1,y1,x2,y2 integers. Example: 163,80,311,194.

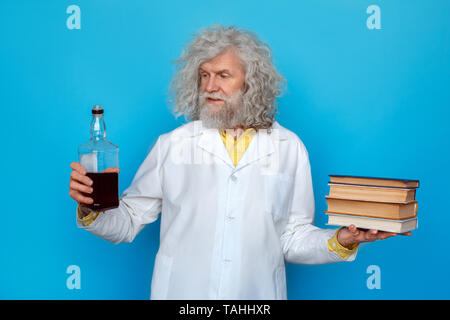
337,224,412,249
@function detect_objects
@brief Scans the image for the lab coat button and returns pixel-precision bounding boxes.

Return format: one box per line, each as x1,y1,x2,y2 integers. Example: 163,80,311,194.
230,174,237,182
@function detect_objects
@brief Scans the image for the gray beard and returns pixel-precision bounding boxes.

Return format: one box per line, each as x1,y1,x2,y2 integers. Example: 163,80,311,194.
198,91,246,130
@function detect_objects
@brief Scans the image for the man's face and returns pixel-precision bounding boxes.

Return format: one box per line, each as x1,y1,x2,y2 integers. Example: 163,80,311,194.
198,49,246,129
199,48,245,102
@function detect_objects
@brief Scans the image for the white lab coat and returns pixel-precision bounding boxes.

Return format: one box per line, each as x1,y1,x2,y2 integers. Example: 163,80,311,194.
78,120,357,300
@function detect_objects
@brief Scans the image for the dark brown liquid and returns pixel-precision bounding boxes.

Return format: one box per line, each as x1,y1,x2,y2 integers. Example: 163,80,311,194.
83,172,119,211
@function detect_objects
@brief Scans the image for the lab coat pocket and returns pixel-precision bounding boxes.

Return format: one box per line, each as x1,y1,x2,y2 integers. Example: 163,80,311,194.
263,174,294,221
150,252,173,300
274,266,287,300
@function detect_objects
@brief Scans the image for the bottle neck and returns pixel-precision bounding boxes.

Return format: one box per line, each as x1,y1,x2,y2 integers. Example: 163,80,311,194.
90,115,106,141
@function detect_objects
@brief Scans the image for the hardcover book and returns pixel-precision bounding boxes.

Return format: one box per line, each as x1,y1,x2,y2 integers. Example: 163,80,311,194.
328,183,416,202
326,213,418,233
329,175,420,188
325,196,418,220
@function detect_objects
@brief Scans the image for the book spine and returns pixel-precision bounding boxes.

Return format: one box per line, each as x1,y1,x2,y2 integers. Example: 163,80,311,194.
329,177,419,188
327,215,418,233
326,199,417,220
329,175,419,188
328,185,412,202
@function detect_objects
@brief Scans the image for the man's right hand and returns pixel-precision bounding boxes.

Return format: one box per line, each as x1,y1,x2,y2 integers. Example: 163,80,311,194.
69,162,94,206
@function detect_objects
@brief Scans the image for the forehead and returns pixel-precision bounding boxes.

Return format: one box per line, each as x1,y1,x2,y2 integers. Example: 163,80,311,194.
199,48,244,73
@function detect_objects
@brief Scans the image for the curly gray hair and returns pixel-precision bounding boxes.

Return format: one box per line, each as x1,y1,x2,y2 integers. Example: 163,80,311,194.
169,25,286,129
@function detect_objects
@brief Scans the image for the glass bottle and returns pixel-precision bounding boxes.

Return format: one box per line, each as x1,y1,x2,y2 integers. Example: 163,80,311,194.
78,105,119,210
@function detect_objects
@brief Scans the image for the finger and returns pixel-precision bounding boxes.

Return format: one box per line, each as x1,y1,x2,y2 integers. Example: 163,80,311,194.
103,167,120,173
386,232,398,237
69,190,93,205
377,232,397,240
69,180,93,194
364,230,379,241
70,170,93,186
348,225,360,236
379,231,410,239
70,162,87,175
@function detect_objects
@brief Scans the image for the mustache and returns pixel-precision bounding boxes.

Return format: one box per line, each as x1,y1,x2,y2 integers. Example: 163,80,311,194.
199,92,231,104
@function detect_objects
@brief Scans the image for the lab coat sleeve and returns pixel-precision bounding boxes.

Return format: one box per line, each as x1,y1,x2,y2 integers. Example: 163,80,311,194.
77,137,163,244
280,141,357,264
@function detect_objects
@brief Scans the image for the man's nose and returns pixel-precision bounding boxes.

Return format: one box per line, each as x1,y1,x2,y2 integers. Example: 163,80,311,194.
205,76,219,93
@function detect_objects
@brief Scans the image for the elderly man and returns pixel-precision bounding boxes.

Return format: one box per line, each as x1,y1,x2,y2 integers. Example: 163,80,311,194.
69,25,405,299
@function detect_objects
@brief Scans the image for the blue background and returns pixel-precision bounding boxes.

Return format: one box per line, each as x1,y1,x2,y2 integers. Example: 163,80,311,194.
1,0,449,299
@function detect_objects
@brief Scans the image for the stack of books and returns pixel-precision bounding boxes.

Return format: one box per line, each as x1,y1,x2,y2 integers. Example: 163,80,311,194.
325,175,419,233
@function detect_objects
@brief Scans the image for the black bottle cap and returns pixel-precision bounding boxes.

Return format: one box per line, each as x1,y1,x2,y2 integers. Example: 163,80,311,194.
92,105,104,114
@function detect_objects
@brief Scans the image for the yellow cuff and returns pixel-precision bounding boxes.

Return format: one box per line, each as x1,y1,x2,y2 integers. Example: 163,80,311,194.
327,228,359,260
77,205,100,227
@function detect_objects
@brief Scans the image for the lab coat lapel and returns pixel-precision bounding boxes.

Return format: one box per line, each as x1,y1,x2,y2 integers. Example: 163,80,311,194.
196,122,235,169
234,128,275,172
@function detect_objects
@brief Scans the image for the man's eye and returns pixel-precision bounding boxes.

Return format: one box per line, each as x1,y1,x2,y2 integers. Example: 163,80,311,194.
220,74,229,78
200,73,208,78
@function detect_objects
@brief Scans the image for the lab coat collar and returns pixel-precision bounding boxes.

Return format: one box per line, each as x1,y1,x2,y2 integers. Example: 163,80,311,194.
188,120,288,139
191,120,288,170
